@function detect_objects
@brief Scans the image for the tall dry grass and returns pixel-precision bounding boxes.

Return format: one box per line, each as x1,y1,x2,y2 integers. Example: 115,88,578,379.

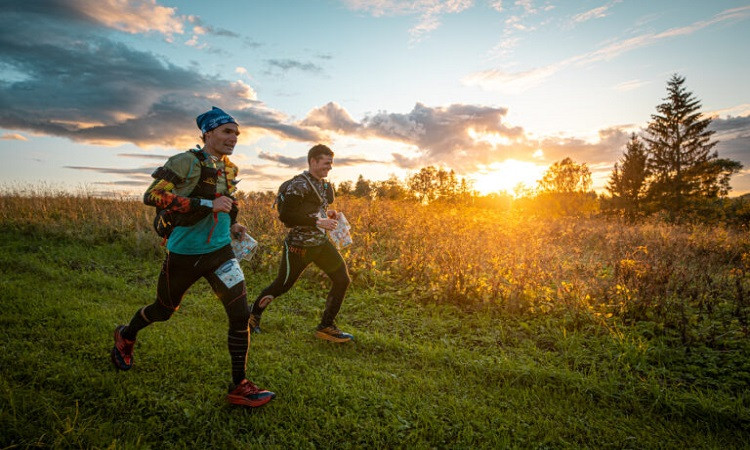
3,190,748,344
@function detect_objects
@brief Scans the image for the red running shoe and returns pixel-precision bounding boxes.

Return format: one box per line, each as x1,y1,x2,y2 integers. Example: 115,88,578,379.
227,379,276,407
111,325,135,370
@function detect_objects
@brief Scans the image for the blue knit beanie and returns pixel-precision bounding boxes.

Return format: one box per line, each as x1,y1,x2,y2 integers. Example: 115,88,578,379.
196,106,237,134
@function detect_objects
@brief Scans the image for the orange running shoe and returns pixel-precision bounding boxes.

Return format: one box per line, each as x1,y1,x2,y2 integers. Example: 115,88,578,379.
315,324,354,343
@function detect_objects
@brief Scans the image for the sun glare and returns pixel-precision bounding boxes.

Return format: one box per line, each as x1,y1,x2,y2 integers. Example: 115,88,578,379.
473,159,547,196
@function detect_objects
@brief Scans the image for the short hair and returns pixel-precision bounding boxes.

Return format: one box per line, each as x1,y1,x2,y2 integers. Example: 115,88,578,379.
308,144,334,164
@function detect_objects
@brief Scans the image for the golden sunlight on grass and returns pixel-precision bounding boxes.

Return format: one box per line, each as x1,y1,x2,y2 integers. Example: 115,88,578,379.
473,159,548,195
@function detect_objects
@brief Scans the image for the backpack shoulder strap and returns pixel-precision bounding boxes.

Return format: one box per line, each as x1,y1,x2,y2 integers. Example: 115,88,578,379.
150,149,204,185
184,147,210,182
188,147,207,162
300,172,324,203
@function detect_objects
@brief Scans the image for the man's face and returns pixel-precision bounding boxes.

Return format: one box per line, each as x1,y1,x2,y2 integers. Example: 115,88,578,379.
309,155,333,179
204,123,240,156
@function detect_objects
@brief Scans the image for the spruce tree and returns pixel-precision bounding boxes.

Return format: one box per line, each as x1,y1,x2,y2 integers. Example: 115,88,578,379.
607,134,649,220
643,74,719,215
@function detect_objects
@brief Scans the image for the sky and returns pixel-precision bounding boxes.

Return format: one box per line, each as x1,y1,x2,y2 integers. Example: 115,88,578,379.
1,0,749,197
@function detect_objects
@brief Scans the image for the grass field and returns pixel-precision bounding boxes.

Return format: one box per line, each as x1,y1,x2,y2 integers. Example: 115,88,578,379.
1,192,748,448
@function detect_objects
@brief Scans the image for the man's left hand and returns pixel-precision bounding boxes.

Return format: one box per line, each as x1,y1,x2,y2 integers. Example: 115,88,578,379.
231,222,247,239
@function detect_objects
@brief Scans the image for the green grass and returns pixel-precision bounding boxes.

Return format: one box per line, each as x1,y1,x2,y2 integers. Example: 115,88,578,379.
1,226,748,448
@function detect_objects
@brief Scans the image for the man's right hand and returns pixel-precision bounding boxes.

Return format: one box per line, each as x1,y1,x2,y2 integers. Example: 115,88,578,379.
212,195,234,213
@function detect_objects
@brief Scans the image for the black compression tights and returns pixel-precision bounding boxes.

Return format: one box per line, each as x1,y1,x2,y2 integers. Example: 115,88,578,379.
251,240,350,327
122,245,251,384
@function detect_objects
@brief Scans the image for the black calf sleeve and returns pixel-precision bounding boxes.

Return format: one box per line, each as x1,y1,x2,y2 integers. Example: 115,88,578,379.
122,302,174,340
144,302,176,322
227,328,249,385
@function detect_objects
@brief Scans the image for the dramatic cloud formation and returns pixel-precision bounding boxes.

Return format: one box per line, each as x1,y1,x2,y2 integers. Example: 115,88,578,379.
300,101,633,174
0,2,321,148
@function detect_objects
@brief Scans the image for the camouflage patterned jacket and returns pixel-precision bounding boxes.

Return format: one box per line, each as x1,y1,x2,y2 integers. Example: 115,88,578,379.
279,171,334,247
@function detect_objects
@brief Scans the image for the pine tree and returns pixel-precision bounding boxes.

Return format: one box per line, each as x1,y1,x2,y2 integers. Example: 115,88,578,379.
643,74,725,215
607,134,649,220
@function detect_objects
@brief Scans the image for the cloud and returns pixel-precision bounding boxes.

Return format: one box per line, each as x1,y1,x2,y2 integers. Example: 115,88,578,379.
538,126,631,165
340,0,474,41
187,16,240,38
613,79,649,92
185,15,250,48
265,59,324,74
257,152,307,168
466,5,750,92
258,150,383,169
463,63,561,93
711,114,750,165
301,102,361,134
571,0,621,25
485,1,549,60
64,166,155,176
410,0,473,41
66,158,281,189
709,114,750,134
117,153,171,160
93,180,151,187
1,133,27,141
84,0,184,35
489,37,521,59
391,152,424,169
16,0,188,36
0,4,322,148
514,0,537,15
303,102,530,171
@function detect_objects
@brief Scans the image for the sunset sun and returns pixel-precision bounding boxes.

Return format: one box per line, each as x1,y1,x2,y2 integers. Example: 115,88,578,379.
473,159,548,195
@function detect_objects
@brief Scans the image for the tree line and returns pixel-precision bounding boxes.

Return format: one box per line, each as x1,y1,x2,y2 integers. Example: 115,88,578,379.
336,167,474,203
331,75,746,224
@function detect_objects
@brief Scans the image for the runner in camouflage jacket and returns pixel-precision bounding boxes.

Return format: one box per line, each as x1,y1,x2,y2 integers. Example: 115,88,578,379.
250,144,354,342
